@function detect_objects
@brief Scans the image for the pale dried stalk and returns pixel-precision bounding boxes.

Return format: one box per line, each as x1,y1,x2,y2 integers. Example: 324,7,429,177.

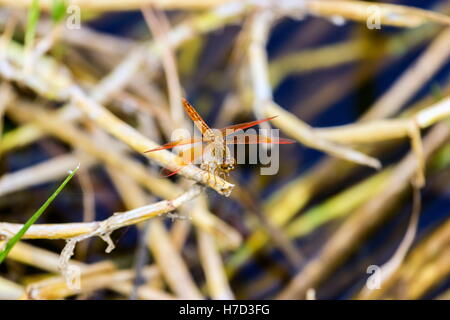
0,277,24,300
0,153,92,196
0,0,233,11
36,19,135,56
404,246,450,299
0,3,247,153
109,278,177,300
25,261,115,300
170,219,191,250
2,241,84,272
3,241,167,299
28,23,64,70
106,163,204,300
0,10,17,61
359,213,450,299
1,41,72,100
245,8,380,169
358,187,422,299
277,123,450,299
190,194,242,250
253,28,450,248
0,184,203,240
306,1,450,28
26,265,168,300
6,101,180,199
197,230,235,300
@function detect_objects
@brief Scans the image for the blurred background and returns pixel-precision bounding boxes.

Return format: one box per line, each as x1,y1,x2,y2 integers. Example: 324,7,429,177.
0,0,449,300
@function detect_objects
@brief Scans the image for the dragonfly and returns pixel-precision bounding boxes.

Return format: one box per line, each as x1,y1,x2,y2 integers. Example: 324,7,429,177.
145,98,295,179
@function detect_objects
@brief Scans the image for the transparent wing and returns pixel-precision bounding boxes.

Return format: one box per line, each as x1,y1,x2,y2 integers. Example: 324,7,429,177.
220,116,277,136
163,144,205,177
226,133,295,144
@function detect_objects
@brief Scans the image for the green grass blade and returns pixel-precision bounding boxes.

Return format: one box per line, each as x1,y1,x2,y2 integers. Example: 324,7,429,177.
51,0,68,24
0,165,79,264
25,0,40,49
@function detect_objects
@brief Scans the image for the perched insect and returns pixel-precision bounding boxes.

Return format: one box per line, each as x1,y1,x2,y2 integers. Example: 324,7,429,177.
145,98,295,179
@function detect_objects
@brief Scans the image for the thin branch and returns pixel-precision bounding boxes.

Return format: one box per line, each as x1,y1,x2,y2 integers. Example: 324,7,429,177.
0,184,203,240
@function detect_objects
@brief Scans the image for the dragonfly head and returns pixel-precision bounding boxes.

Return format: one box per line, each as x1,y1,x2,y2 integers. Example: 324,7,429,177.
219,157,235,173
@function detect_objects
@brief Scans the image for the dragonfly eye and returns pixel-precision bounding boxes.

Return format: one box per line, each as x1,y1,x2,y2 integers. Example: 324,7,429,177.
220,163,235,172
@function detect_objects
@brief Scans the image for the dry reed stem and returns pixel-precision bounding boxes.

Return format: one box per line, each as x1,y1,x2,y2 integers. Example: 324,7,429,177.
6,101,180,198
0,81,12,137
315,96,450,144
0,1,445,300
2,9,239,195
277,122,450,299
170,219,191,250
246,7,381,169
359,213,450,299
149,220,204,299
265,102,381,169
0,153,93,196
358,187,422,299
0,3,247,154
197,229,235,299
269,23,440,89
0,146,240,249
107,162,241,250
142,6,186,129
25,265,169,300
40,20,136,56
0,184,203,240
107,165,205,300
1,241,165,299
1,41,72,100
226,24,450,275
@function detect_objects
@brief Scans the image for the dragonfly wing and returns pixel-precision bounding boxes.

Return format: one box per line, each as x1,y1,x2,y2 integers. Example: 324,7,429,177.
145,137,202,152
226,134,295,144
182,98,211,134
220,116,277,136
162,144,205,177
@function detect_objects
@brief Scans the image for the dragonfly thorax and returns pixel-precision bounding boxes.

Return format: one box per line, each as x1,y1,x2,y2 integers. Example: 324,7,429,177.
204,128,225,143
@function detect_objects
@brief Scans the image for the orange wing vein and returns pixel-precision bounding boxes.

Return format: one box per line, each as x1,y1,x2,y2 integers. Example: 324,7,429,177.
182,98,211,135
220,116,277,136
163,144,205,177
